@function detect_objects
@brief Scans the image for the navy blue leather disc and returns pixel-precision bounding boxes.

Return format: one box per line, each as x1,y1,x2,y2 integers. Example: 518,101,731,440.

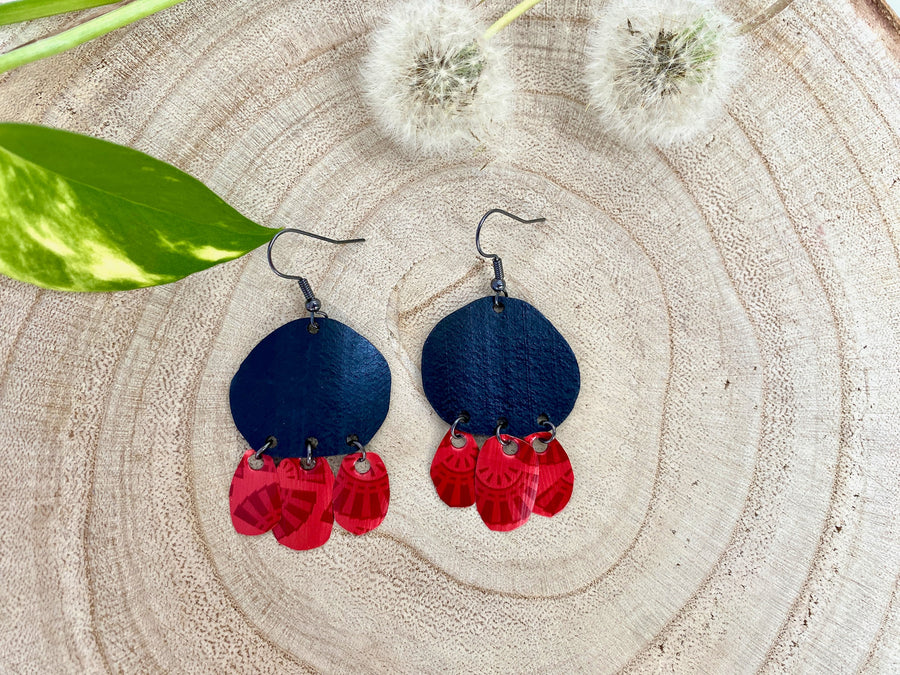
230,317,391,458
421,296,580,438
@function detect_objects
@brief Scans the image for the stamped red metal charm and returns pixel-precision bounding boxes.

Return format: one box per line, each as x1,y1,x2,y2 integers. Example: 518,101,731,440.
272,457,335,550
474,435,539,531
430,427,479,508
229,449,282,536
333,452,390,535
525,431,574,517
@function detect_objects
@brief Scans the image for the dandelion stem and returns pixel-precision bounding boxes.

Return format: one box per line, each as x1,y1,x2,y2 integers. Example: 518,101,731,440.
481,0,544,41
0,0,117,26
0,0,185,74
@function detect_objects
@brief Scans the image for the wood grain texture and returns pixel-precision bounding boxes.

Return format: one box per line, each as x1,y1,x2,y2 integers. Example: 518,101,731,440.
1,0,899,672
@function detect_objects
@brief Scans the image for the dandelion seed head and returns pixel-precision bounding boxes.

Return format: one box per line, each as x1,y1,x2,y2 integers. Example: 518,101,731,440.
585,0,742,146
362,0,512,155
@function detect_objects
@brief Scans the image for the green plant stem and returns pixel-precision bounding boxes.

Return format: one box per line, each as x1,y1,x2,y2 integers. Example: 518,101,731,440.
0,0,118,27
0,0,186,74
481,0,544,41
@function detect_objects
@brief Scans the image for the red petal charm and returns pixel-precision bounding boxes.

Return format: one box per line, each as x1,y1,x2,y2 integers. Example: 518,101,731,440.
525,431,574,517
333,452,390,535
229,449,282,536
272,457,334,550
475,435,539,532
430,428,479,507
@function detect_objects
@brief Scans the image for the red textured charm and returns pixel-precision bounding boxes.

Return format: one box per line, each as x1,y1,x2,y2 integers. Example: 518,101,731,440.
525,431,574,517
229,449,282,536
272,457,334,550
475,435,539,531
333,452,390,535
430,427,479,507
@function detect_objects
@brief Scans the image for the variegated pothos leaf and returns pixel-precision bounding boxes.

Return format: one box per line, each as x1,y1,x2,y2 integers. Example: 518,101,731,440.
0,123,273,292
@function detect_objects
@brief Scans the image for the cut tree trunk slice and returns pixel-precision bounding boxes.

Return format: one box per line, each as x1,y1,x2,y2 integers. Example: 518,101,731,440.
0,0,898,672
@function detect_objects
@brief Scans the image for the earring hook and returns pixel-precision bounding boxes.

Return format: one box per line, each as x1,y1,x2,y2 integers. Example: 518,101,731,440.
267,228,365,333
474,209,546,308
267,229,365,280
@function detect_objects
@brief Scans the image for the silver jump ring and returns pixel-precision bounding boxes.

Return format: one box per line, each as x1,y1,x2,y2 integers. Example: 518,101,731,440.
495,420,512,447
347,438,372,474
300,440,316,470
540,417,557,444
348,438,367,461
450,413,469,439
248,437,275,470
253,438,274,460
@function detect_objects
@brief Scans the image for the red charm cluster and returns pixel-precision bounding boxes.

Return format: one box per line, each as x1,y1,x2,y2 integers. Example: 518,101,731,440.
229,448,390,549
430,427,573,531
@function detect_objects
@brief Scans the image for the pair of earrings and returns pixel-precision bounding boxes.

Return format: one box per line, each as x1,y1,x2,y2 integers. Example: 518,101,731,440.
228,210,580,550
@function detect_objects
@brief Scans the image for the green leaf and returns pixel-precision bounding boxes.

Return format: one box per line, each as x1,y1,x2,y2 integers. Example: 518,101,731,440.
0,123,274,292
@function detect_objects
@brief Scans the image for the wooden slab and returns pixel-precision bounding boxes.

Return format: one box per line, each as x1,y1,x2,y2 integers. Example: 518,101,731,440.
0,0,898,671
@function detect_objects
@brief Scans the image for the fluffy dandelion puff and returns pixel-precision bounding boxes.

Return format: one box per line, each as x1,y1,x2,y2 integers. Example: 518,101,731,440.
362,0,513,155
585,0,742,146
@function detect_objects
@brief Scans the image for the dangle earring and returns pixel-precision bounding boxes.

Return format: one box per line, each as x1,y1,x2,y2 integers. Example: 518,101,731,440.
228,229,391,550
421,210,580,531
